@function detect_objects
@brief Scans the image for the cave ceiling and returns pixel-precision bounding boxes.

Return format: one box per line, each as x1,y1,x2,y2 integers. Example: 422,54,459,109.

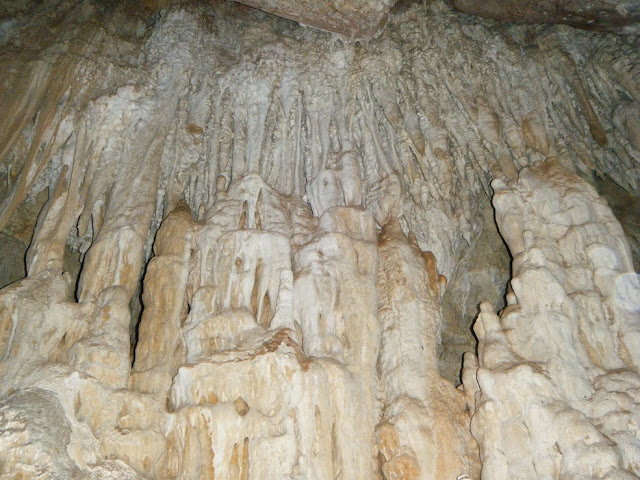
227,0,640,38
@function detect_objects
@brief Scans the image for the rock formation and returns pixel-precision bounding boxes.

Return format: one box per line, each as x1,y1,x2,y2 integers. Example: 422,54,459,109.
453,0,640,32
0,0,639,479
463,159,640,479
228,0,398,40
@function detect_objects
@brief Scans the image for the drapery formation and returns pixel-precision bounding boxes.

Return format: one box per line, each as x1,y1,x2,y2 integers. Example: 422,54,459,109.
0,1,638,478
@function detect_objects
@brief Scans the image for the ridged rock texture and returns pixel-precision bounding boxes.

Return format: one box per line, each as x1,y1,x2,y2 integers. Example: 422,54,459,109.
0,0,639,479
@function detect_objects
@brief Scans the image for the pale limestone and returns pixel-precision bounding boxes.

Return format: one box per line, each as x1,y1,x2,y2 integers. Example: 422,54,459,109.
0,0,639,479
464,159,640,479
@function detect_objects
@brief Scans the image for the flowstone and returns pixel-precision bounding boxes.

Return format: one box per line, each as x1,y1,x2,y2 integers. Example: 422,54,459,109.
0,0,639,478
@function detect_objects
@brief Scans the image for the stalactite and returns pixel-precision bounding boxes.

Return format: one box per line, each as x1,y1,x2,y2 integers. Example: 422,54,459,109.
0,0,639,478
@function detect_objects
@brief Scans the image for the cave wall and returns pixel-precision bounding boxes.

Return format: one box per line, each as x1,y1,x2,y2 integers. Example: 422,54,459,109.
0,1,639,478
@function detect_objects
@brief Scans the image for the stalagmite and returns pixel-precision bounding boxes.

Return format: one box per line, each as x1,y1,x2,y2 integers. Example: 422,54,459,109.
0,0,639,479
129,201,195,394
373,174,479,480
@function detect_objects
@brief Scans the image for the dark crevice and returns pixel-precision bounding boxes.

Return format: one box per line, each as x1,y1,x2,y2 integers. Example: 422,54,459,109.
129,253,153,365
594,173,640,272
439,191,511,385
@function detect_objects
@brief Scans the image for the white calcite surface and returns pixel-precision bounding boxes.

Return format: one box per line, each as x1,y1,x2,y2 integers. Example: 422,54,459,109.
0,0,639,479
463,158,640,479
